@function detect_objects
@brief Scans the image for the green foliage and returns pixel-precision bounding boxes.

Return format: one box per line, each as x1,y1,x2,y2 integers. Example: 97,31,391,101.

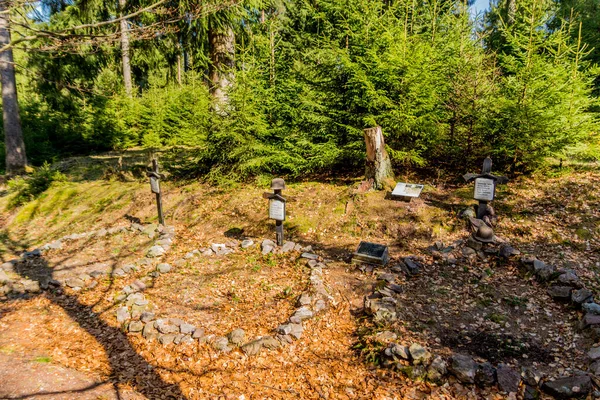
7,163,67,207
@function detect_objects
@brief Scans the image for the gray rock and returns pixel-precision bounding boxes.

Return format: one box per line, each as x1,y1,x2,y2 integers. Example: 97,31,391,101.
147,245,166,258
377,273,397,283
212,336,231,352
112,268,126,277
474,362,496,387
466,236,483,251
192,328,205,339
0,270,11,284
572,289,593,305
159,334,175,345
173,259,186,268
116,307,130,323
180,323,195,334
137,258,152,266
409,343,431,365
47,240,63,250
228,328,246,346
449,354,477,383
314,299,327,313
261,239,276,254
202,249,215,256
173,334,185,345
277,323,303,339
462,247,476,257
131,280,146,291
403,258,421,275
156,263,172,273
129,321,144,333
179,336,194,346
242,339,263,356
524,385,540,400
307,259,318,268
497,364,520,393
548,286,573,301
66,278,84,288
583,303,600,315
460,208,476,219
499,244,519,258
241,239,254,249
427,356,448,382
140,312,155,323
589,347,600,361
169,318,184,326
290,307,313,324
301,253,319,260
298,293,312,307
558,271,580,287
22,280,40,293
211,243,229,255
185,251,198,259
542,375,592,399
375,331,397,343
260,336,281,350
281,241,296,253
589,361,600,376
155,319,179,334
391,344,410,359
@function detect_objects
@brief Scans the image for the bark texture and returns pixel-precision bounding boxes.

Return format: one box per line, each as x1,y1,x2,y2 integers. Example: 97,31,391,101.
119,0,133,97
364,126,394,190
0,1,27,175
209,25,235,114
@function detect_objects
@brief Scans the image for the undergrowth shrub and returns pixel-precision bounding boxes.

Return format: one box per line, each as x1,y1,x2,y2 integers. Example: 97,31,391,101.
7,163,66,207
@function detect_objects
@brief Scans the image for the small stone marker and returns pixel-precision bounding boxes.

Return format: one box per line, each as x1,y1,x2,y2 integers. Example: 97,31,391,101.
263,178,286,246
462,157,508,220
391,182,424,202
146,158,165,225
352,241,389,266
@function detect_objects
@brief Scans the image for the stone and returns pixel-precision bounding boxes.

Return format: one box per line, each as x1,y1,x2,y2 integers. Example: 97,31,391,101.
22,280,40,293
156,263,172,273
121,264,133,274
202,249,215,256
558,271,580,287
499,244,519,258
212,336,231,352
588,347,600,361
572,289,593,305
365,297,397,323
211,243,230,256
466,236,483,251
260,336,281,350
301,253,319,260
462,247,476,257
173,259,186,267
391,344,410,359
0,270,11,284
131,280,147,291
116,307,130,323
129,321,144,333
427,356,448,382
298,293,312,307
241,239,254,249
137,258,152,266
192,328,205,339
409,343,431,365
241,339,263,356
583,303,600,315
548,286,573,301
497,364,520,393
277,323,303,339
147,246,166,258
169,318,185,326
179,336,194,346
375,331,397,343
314,299,327,313
159,334,175,345
475,362,496,387
524,385,540,400
582,314,600,328
449,354,477,383
378,273,397,283
173,334,185,345
155,319,179,334
261,239,276,254
66,278,84,288
542,375,592,399
185,251,198,259
403,258,421,275
290,307,313,324
281,241,296,253
180,323,195,335
228,329,246,346
589,361,600,376
140,312,155,323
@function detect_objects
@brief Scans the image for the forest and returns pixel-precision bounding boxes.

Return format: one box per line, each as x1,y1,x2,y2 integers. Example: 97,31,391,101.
0,0,599,179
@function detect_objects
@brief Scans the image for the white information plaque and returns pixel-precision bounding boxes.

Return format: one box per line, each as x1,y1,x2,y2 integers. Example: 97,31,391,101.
474,178,494,201
269,198,286,221
391,183,424,198
150,177,160,194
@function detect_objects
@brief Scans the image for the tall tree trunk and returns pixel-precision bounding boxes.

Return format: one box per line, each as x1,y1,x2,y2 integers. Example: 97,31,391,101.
209,25,235,113
119,0,133,97
0,1,27,175
364,126,394,190
506,0,516,26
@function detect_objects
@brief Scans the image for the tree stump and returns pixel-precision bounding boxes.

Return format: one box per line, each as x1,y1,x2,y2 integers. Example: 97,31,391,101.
364,126,394,190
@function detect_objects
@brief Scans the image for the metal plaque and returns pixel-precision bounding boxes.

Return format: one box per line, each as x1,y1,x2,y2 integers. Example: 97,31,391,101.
150,177,160,194
474,178,494,201
351,241,389,266
269,198,286,221
391,183,424,198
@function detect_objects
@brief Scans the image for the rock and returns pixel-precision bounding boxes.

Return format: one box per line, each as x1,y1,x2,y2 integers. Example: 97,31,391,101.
241,339,263,356
548,286,573,301
140,312,155,323
173,334,185,345
475,362,496,387
524,385,540,400
466,236,483,251
142,321,158,340
582,314,600,328
211,243,231,256
116,307,130,323
169,318,184,327
137,258,152,266
66,278,84,288
375,331,397,343
499,244,519,258
572,289,593,305
314,299,327,313
185,251,198,259
212,336,231,352
180,323,195,334
290,307,313,324
427,356,448,382
179,336,194,346
129,321,144,333
409,343,431,365
558,271,581,287
192,328,205,339
241,239,254,249
173,259,186,267
390,344,410,359
365,297,397,323
159,334,175,345
281,241,296,253
228,329,245,346
403,258,421,275
22,280,40,293
277,323,303,339
155,319,179,334
0,270,11,285
261,336,281,350
261,239,276,254
497,364,521,393
131,280,146,291
589,361,600,376
542,375,592,399
156,263,172,273
460,208,476,219
301,253,319,260
462,247,476,257
298,293,312,307
378,273,397,283
583,303,600,315
202,249,215,256
588,347,600,361
449,354,477,383
147,246,166,258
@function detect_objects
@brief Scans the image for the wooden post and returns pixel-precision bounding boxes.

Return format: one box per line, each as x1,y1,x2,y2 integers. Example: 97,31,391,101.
363,126,394,190
149,159,165,226
477,157,492,220
274,188,283,246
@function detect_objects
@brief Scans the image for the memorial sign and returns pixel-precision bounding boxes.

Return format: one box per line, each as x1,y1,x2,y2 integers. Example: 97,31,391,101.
474,178,494,201
268,196,286,221
352,241,390,266
462,157,508,220
264,178,286,245
391,183,424,201
150,176,160,194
